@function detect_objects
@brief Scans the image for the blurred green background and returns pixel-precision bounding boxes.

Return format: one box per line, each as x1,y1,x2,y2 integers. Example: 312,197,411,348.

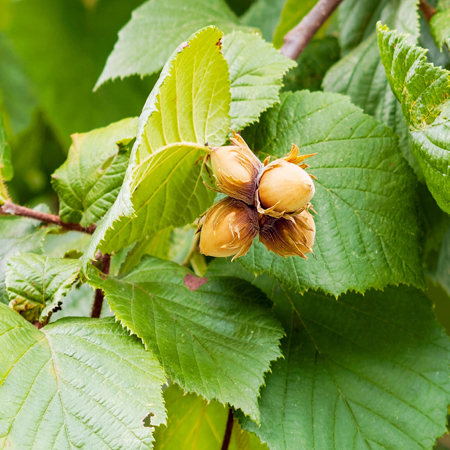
1,1,450,445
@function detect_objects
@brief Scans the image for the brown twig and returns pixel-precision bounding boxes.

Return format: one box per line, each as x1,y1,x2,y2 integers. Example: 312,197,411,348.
419,0,436,21
280,0,343,60
91,253,111,318
221,408,234,450
0,201,96,234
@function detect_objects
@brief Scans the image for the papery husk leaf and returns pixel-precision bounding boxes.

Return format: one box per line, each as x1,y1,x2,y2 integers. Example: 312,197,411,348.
259,210,315,258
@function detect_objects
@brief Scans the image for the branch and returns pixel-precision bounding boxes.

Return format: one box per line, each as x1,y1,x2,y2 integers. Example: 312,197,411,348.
280,0,343,60
91,253,111,319
419,0,436,21
0,201,96,234
221,408,234,450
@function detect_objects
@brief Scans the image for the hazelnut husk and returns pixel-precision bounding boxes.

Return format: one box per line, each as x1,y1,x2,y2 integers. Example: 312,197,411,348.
210,131,263,205
257,144,316,218
259,209,315,258
202,136,317,261
199,197,259,260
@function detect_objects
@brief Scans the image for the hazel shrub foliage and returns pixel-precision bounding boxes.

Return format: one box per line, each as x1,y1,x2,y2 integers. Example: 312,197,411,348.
1,0,450,449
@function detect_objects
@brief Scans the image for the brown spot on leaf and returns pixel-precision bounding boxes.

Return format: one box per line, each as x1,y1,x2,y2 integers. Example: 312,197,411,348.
184,273,208,291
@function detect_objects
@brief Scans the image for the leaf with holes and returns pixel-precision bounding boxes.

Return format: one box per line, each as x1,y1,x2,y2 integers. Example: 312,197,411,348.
82,27,229,269
0,304,166,449
240,91,424,296
154,384,267,450
0,215,48,304
87,256,283,422
378,24,450,214
52,118,138,227
6,253,80,323
223,32,295,131
207,259,450,450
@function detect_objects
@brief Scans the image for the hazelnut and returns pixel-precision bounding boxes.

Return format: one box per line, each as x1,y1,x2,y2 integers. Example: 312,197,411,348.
210,131,263,205
199,197,259,260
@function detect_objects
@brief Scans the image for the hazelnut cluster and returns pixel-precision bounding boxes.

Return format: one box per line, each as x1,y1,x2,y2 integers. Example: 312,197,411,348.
199,131,316,260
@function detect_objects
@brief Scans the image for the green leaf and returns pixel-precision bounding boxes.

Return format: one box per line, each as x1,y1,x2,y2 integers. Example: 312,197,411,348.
0,215,48,304
87,256,283,422
377,24,450,214
45,277,110,323
430,226,450,298
0,305,166,449
120,227,172,275
0,111,11,203
96,9,292,135
154,384,267,450
418,11,450,70
6,0,155,146
91,144,214,260
241,0,285,42
225,0,256,17
168,225,197,264
378,23,449,128
49,283,95,322
430,0,450,51
330,0,419,106
6,253,80,323
272,0,323,49
417,184,450,272
5,113,65,202
208,259,450,450
282,36,340,93
0,32,37,135
240,91,424,295
96,0,251,86
324,0,421,177
337,0,398,54
249,284,450,449
0,111,12,181
222,32,295,131
52,118,138,227
42,230,91,258
82,27,229,269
